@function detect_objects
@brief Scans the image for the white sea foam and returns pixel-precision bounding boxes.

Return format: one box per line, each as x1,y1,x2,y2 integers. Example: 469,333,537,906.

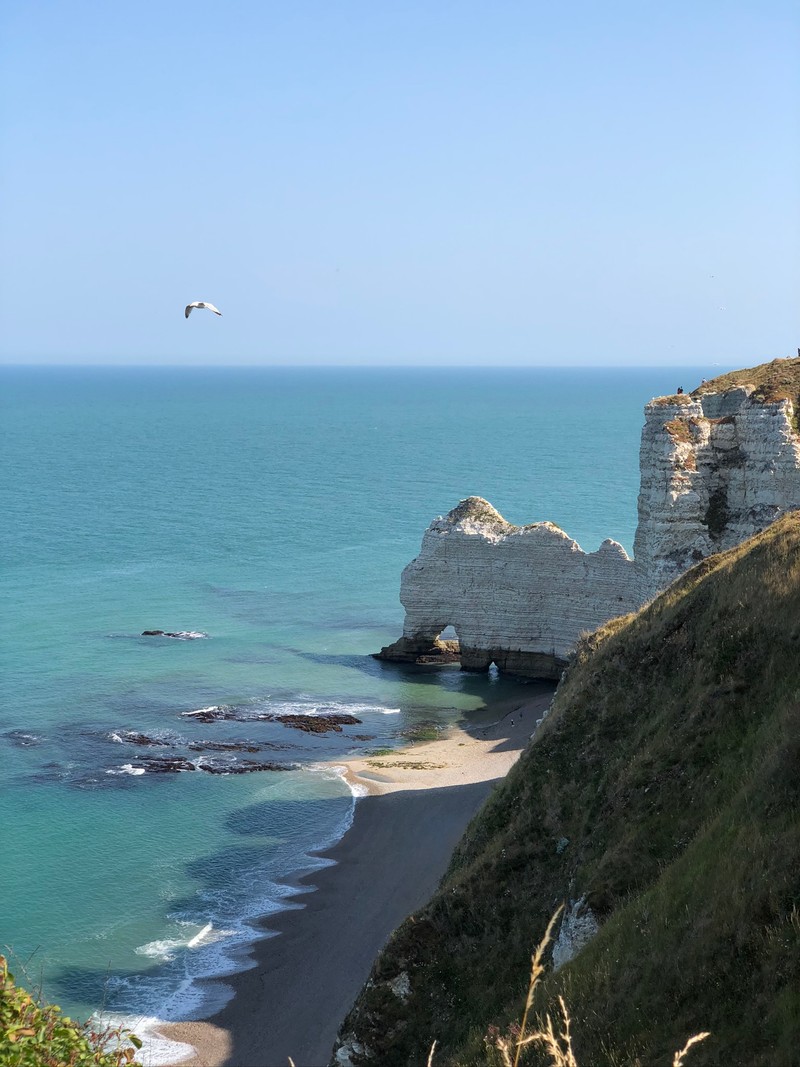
101,782,358,1028
317,763,369,800
182,705,226,717
134,938,186,963
135,922,234,962
265,699,402,718
94,707,384,1028
134,1021,196,1066
9,732,41,745
94,1014,196,1066
106,764,146,776
182,698,401,720
186,921,214,947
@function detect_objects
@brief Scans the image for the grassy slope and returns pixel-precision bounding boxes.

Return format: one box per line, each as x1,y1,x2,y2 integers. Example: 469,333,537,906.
341,513,800,1066
693,355,800,404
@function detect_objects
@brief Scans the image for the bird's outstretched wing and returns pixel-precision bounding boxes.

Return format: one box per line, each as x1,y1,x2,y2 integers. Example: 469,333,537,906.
184,301,223,318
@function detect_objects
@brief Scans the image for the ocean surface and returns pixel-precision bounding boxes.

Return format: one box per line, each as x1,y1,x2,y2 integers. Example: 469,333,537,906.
0,365,713,1045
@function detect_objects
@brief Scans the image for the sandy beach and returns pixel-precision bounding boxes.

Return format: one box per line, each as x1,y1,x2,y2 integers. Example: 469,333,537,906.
159,681,555,1067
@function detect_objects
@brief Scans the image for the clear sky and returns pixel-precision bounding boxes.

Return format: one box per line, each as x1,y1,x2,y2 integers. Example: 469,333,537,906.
1,1,797,366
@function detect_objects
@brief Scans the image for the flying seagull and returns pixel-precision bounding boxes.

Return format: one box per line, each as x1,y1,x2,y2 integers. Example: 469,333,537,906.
185,301,222,319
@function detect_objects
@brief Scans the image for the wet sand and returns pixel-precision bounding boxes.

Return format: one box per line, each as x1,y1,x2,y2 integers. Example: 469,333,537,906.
160,683,555,1067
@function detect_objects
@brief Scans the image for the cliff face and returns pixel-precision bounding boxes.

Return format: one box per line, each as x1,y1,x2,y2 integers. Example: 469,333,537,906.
634,378,800,597
380,357,800,677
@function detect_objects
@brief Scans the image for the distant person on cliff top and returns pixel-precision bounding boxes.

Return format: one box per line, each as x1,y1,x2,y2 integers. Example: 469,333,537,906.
677,386,684,394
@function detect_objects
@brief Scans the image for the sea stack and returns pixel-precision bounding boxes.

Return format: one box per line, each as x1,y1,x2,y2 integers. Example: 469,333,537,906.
378,357,800,677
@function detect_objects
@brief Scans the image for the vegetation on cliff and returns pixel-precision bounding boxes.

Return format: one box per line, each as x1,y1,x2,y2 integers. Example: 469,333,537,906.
0,956,140,1067
339,512,800,1066
446,497,512,528
692,355,800,405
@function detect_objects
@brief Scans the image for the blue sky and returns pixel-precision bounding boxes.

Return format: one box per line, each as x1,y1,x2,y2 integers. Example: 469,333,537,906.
1,1,797,366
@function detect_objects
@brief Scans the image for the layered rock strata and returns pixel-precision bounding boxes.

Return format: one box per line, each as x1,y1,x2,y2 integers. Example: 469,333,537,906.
634,379,800,596
378,358,800,678
377,498,639,680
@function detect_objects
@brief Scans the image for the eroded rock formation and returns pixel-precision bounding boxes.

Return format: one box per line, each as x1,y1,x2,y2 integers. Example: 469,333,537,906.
377,497,639,680
634,373,800,596
379,358,800,678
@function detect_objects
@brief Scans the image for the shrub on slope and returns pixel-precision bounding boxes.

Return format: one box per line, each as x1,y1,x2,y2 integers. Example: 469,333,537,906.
0,956,140,1067
337,512,800,1066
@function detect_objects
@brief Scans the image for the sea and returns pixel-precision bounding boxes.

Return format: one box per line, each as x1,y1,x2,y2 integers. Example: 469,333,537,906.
0,364,714,1057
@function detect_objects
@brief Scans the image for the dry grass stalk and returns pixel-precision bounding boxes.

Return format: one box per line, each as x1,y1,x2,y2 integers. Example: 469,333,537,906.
672,1032,711,1066
517,994,577,1067
513,904,565,1067
427,1039,438,1066
484,908,710,1067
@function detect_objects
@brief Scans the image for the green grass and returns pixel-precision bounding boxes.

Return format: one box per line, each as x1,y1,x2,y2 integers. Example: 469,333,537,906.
692,355,800,405
401,722,443,743
339,512,800,1066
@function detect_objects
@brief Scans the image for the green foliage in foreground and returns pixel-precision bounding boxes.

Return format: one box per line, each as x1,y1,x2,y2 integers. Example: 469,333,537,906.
341,512,800,1066
0,956,141,1067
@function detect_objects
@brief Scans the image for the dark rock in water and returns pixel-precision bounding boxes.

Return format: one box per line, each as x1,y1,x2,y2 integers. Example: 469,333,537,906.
141,630,208,639
137,755,197,773
5,730,43,747
200,758,298,774
373,636,461,665
124,754,297,775
110,731,266,753
182,706,362,732
186,740,262,753
182,706,250,723
111,730,172,746
274,713,362,733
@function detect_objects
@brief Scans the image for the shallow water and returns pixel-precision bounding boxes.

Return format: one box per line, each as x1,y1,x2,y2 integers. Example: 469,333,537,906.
0,364,712,1024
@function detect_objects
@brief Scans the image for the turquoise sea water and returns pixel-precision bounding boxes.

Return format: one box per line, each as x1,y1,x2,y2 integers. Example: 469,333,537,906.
0,365,710,1031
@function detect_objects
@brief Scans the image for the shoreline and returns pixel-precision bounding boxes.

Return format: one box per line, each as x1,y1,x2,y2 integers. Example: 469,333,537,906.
158,682,556,1067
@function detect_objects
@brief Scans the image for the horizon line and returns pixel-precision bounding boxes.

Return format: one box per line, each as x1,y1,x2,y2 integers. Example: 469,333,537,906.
0,360,737,370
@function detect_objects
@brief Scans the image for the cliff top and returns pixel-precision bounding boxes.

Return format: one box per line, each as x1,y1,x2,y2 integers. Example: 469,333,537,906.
445,496,510,527
692,355,800,403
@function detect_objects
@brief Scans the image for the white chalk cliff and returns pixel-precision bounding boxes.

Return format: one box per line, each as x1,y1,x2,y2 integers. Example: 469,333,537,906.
634,383,800,597
378,358,800,677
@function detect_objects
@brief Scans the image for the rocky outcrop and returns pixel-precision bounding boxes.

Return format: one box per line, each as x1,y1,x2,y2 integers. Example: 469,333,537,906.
379,358,800,678
141,630,208,639
380,497,639,679
551,896,600,971
110,755,298,775
181,706,363,732
634,379,800,596
374,636,460,665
